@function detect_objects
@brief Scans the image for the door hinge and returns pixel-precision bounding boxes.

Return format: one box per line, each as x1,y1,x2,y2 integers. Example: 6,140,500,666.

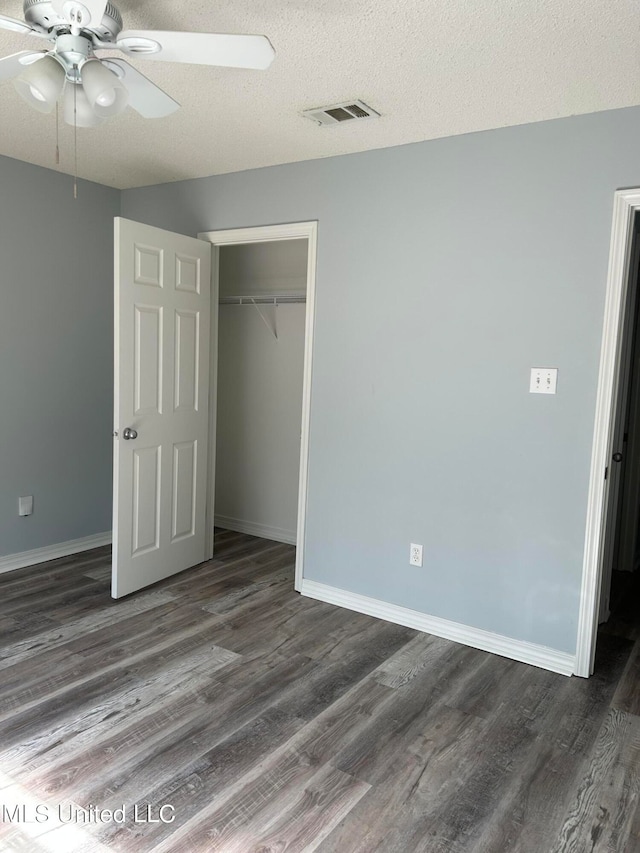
605,466,609,480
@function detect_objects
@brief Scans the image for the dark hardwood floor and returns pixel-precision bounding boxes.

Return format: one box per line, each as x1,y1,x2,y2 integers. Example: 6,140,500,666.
1,531,639,852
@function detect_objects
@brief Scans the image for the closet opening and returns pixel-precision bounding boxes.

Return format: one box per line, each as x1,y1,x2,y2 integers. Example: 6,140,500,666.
199,223,318,591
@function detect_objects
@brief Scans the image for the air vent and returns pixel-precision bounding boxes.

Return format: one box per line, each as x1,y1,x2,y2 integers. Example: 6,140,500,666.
301,100,380,127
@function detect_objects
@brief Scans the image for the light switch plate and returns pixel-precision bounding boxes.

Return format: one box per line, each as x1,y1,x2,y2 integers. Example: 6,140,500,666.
530,367,558,395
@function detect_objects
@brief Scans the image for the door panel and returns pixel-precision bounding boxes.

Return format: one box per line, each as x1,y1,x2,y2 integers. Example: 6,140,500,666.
135,244,163,286
132,445,161,555
175,254,201,293
134,305,163,415
172,439,197,541
174,309,199,411
112,217,211,599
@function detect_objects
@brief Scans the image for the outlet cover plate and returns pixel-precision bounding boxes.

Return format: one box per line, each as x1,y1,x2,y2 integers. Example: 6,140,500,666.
410,543,423,567
18,495,33,516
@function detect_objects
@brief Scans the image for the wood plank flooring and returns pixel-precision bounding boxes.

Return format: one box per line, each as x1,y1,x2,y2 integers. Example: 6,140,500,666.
0,531,639,852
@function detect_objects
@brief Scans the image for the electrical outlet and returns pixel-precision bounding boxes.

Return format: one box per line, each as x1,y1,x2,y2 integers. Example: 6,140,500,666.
410,543,423,567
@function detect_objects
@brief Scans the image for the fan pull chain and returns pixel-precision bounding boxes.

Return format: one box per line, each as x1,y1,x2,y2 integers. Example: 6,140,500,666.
73,66,78,199
55,101,60,166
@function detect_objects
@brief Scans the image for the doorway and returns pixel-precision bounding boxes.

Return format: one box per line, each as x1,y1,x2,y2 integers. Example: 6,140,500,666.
199,223,318,592
577,190,640,676
215,240,307,544
597,216,640,620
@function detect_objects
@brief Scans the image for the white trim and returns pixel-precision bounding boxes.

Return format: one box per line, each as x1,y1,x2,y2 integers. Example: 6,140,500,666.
575,189,640,678
204,241,220,562
201,223,314,245
296,225,317,590
301,579,575,677
215,515,296,545
198,222,317,591
0,532,112,575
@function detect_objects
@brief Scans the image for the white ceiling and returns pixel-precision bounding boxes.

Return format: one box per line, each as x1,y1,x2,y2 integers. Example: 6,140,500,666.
0,0,638,190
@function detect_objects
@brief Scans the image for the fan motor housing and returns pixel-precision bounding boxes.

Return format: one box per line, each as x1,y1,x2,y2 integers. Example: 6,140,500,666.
23,0,123,42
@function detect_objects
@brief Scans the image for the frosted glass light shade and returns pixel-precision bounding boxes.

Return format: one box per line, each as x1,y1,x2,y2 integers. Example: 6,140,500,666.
81,59,128,117
14,55,65,113
63,83,105,127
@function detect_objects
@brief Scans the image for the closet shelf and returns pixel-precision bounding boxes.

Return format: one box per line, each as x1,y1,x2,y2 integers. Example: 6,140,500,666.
219,294,306,305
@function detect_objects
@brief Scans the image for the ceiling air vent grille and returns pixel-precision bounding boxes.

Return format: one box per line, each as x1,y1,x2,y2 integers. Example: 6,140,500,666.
301,100,380,127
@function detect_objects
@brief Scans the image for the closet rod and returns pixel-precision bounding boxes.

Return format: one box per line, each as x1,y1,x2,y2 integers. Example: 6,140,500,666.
219,295,306,305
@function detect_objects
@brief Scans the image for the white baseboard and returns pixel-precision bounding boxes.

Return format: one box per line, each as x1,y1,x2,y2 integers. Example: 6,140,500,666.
300,579,576,677
0,531,112,575
215,515,296,545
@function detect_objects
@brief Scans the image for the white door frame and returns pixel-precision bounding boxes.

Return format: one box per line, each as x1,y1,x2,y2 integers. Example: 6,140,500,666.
198,222,318,591
575,189,640,677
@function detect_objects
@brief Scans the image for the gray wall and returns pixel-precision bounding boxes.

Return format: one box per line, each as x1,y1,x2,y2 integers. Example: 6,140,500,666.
219,240,308,298
215,309,305,541
121,106,640,653
7,104,640,652
0,156,119,557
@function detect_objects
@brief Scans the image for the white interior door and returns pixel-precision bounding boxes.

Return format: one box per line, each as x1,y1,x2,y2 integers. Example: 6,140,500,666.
598,236,640,621
112,217,212,598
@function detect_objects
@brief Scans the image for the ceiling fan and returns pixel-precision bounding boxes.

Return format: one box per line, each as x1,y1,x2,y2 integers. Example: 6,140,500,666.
0,0,275,126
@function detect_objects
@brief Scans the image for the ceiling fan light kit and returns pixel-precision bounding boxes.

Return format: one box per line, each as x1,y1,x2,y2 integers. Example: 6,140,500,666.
63,80,104,126
13,52,64,112
81,57,127,116
0,0,275,126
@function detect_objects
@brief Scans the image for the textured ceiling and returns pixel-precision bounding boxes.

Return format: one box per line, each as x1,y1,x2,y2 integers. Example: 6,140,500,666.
0,0,638,189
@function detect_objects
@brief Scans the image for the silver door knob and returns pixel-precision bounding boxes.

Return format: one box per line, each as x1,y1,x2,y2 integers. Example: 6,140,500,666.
122,427,138,440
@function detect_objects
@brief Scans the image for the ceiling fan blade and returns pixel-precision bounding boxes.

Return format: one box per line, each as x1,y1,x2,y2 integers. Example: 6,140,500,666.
103,59,180,118
0,14,39,35
50,0,108,29
0,51,47,81
116,31,275,70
